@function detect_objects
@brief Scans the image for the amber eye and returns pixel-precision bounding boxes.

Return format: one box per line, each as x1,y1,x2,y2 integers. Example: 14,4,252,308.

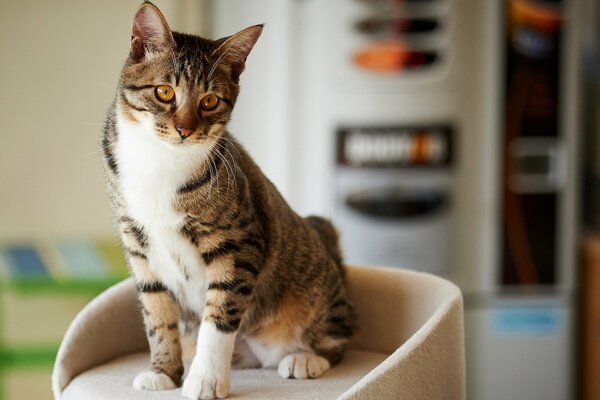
155,85,175,103
200,94,219,111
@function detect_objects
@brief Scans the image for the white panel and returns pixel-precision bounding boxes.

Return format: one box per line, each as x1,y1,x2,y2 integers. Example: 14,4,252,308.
466,299,572,400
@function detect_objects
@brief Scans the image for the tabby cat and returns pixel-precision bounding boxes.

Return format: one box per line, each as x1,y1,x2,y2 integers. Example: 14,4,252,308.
102,3,357,399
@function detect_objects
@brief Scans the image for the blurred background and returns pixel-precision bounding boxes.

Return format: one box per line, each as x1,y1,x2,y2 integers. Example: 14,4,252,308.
0,0,599,398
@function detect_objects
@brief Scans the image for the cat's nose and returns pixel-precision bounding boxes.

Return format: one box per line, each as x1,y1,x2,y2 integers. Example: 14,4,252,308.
175,125,194,140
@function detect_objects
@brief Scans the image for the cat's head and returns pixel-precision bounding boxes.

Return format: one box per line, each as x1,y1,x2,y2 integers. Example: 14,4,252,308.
117,2,262,146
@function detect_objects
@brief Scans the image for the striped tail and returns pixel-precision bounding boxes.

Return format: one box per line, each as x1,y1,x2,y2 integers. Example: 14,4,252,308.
304,216,345,274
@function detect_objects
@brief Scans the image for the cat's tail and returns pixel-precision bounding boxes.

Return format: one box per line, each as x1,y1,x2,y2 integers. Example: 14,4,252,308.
304,216,345,274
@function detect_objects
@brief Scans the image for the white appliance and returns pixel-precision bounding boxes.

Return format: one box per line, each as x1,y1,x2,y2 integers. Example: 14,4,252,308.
203,0,581,398
333,125,454,276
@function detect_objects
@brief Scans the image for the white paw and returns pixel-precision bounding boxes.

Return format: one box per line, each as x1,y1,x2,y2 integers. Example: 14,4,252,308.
132,370,176,391
277,352,331,379
182,373,230,399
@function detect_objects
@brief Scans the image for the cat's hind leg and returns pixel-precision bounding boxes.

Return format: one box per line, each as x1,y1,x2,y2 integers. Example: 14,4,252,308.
232,337,261,369
133,370,177,391
243,338,330,379
277,352,331,379
276,295,357,379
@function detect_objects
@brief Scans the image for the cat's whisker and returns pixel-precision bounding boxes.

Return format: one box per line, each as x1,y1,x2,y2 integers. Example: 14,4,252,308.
212,150,228,195
214,146,234,195
82,148,110,159
207,42,239,82
205,147,217,201
207,79,229,89
77,122,106,126
86,142,119,162
213,141,237,193
207,134,243,159
217,140,239,170
211,151,220,198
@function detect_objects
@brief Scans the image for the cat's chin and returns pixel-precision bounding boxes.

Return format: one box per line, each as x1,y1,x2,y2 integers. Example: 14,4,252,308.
158,138,214,158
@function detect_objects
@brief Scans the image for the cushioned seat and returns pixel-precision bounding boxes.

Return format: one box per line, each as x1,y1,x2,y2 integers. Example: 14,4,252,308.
53,265,465,399
62,350,388,400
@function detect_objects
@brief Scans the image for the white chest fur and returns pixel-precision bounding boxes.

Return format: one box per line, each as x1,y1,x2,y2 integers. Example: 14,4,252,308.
115,114,211,312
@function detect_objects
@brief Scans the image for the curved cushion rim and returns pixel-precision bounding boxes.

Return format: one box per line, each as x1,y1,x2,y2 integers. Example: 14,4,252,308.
339,265,463,398
54,265,464,399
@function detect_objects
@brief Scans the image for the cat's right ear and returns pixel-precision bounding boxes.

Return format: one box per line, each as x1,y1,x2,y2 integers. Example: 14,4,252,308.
130,2,175,61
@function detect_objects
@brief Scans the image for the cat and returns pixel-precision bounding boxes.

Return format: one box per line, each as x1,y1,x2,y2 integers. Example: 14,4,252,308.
101,2,357,399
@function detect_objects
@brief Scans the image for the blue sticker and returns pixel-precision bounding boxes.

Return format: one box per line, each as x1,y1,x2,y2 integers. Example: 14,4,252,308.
1,246,49,278
492,307,564,336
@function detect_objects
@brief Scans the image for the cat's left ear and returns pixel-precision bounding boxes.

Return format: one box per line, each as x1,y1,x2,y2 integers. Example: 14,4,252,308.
213,24,264,77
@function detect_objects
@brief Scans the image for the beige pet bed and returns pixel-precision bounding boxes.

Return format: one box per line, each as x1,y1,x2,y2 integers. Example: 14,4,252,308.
52,265,465,399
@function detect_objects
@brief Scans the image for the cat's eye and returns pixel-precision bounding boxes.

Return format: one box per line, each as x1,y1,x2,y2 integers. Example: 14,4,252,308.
155,85,175,103
200,94,219,111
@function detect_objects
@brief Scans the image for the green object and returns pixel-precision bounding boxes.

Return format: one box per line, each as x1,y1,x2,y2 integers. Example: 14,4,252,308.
0,346,58,369
2,276,124,295
0,239,129,400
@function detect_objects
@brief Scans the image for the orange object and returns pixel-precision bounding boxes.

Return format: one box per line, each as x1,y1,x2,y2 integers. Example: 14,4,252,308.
411,133,430,164
510,0,562,33
580,236,600,400
353,41,408,73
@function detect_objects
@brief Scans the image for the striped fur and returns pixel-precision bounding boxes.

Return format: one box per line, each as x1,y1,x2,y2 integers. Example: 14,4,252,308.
103,3,356,399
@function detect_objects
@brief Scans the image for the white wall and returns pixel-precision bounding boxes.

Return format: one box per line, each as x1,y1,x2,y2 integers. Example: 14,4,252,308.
0,0,180,241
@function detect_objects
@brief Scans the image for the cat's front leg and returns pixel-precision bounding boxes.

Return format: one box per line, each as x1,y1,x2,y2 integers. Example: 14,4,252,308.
182,321,237,399
118,217,184,390
133,277,183,390
128,257,183,391
182,256,253,400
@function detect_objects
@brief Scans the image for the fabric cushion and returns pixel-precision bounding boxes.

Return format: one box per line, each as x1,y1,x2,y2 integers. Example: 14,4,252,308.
62,350,387,400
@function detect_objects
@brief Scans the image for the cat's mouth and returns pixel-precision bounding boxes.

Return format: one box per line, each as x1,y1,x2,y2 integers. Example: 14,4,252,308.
155,130,203,145
156,133,205,147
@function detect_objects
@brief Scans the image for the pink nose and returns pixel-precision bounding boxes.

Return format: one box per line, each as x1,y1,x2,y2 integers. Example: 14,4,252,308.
176,125,193,139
